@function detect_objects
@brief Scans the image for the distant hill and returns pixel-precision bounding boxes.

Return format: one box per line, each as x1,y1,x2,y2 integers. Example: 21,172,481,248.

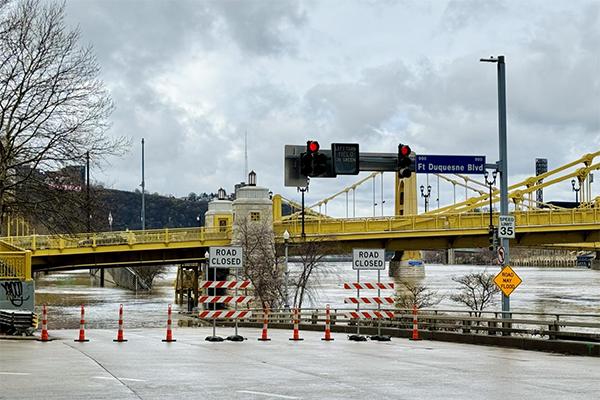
93,189,213,231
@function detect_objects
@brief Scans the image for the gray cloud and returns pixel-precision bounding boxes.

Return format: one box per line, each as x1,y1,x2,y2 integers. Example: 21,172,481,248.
60,0,599,216
212,0,308,56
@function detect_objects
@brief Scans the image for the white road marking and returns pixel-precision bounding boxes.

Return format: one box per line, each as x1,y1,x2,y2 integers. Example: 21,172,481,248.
93,376,146,382
0,372,31,376
237,390,300,399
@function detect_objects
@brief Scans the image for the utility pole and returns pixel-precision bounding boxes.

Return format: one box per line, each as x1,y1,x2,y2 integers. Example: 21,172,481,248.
141,138,145,230
481,55,510,317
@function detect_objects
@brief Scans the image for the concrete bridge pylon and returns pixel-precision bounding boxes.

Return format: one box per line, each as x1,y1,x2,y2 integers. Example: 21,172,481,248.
389,173,425,279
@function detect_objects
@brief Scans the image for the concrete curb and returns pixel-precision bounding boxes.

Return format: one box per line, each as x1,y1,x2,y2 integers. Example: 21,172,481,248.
207,321,600,357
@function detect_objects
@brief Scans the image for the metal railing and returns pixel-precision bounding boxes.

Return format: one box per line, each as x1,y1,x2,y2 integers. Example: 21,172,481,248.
274,208,600,238
204,307,600,342
0,226,231,252
0,250,32,280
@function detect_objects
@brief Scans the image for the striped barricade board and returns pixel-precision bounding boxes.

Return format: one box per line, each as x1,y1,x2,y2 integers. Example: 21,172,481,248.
198,310,252,319
345,311,395,319
198,296,253,304
343,282,394,290
344,297,395,305
200,280,252,289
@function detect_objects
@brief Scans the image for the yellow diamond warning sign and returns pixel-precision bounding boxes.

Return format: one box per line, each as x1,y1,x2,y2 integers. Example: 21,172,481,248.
494,265,522,297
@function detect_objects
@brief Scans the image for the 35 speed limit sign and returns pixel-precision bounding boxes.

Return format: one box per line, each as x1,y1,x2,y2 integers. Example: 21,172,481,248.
498,215,515,239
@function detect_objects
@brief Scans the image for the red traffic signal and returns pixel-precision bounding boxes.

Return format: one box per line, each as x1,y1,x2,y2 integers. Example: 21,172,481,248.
307,140,320,153
400,144,411,157
398,143,413,178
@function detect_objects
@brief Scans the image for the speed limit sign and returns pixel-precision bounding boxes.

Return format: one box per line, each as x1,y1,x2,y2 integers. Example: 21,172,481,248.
498,215,515,239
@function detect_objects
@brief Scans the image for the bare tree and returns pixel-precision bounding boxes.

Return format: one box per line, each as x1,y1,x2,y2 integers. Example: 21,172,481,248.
0,0,126,235
450,271,500,316
396,279,442,309
234,216,282,308
290,238,333,309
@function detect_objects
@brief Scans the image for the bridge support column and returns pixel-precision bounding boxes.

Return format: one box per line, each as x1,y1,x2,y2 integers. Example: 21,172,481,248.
388,251,425,279
447,249,455,265
592,251,600,270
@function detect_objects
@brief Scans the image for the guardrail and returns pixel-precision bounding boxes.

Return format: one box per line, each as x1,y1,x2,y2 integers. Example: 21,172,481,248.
0,226,231,252
202,307,600,343
0,251,32,280
274,208,600,238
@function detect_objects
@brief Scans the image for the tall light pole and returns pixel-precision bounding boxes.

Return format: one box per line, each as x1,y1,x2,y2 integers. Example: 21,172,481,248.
283,229,290,309
420,185,432,212
481,55,510,317
86,151,91,234
484,170,498,250
141,138,146,230
571,179,581,206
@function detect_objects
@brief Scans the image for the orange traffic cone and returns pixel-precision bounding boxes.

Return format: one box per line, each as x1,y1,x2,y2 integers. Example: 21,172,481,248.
38,304,49,342
409,303,422,341
74,304,89,342
162,304,176,342
289,308,304,341
257,307,271,341
113,304,128,342
321,304,334,341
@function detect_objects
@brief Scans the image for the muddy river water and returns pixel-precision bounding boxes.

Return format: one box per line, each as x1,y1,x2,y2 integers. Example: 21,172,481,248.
34,264,600,330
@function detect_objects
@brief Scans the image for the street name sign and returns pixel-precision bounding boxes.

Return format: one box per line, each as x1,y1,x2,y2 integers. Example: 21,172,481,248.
332,143,360,175
498,215,516,239
208,246,243,268
352,248,385,270
415,155,486,174
494,265,522,296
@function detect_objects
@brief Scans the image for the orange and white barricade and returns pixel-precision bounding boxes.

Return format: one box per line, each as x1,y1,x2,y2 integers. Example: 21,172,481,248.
198,279,253,342
344,281,395,341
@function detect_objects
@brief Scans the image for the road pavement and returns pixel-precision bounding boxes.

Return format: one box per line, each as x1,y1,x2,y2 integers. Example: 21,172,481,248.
0,327,598,399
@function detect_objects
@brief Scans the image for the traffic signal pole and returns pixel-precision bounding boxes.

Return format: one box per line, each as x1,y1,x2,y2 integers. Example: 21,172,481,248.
481,55,510,320
497,56,510,318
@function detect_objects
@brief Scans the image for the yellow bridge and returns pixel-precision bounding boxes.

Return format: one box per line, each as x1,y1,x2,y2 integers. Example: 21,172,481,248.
1,151,600,280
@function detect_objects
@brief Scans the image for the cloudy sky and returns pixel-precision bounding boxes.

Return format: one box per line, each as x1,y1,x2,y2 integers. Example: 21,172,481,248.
63,0,599,217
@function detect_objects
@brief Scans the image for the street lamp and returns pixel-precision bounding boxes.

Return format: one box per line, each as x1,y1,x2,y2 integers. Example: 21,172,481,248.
484,170,498,251
283,229,290,309
420,185,432,212
571,179,581,206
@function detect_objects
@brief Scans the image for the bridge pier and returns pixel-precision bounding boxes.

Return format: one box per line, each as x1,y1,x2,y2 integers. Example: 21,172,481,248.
388,250,425,279
592,251,600,270
447,248,456,265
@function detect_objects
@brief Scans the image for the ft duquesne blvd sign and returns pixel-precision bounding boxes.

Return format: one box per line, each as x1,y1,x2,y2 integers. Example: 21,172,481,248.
416,155,486,174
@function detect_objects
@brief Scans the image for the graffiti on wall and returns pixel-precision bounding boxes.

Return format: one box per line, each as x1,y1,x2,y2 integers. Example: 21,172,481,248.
0,280,34,311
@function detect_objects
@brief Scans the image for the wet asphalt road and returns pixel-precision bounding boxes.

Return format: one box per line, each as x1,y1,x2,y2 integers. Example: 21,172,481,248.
1,327,599,400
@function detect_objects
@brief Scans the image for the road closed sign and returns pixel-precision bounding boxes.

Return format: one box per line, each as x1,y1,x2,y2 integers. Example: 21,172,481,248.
352,248,385,270
209,246,243,268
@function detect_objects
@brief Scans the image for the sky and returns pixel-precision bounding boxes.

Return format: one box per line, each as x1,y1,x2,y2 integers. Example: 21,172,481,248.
62,0,600,217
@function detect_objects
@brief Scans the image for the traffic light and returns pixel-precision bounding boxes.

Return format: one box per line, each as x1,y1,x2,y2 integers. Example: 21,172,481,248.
299,140,335,178
398,144,412,178
488,226,497,251
301,141,318,176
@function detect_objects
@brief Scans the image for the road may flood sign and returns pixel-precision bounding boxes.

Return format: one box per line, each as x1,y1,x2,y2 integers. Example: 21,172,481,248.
352,248,385,270
494,265,522,297
332,143,359,175
209,246,243,268
415,155,486,174
498,215,516,239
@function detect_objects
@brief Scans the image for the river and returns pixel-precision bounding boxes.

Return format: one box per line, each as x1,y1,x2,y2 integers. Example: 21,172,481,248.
34,264,600,330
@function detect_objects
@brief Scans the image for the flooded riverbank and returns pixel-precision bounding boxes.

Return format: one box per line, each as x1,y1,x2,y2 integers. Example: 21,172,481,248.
34,263,600,329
